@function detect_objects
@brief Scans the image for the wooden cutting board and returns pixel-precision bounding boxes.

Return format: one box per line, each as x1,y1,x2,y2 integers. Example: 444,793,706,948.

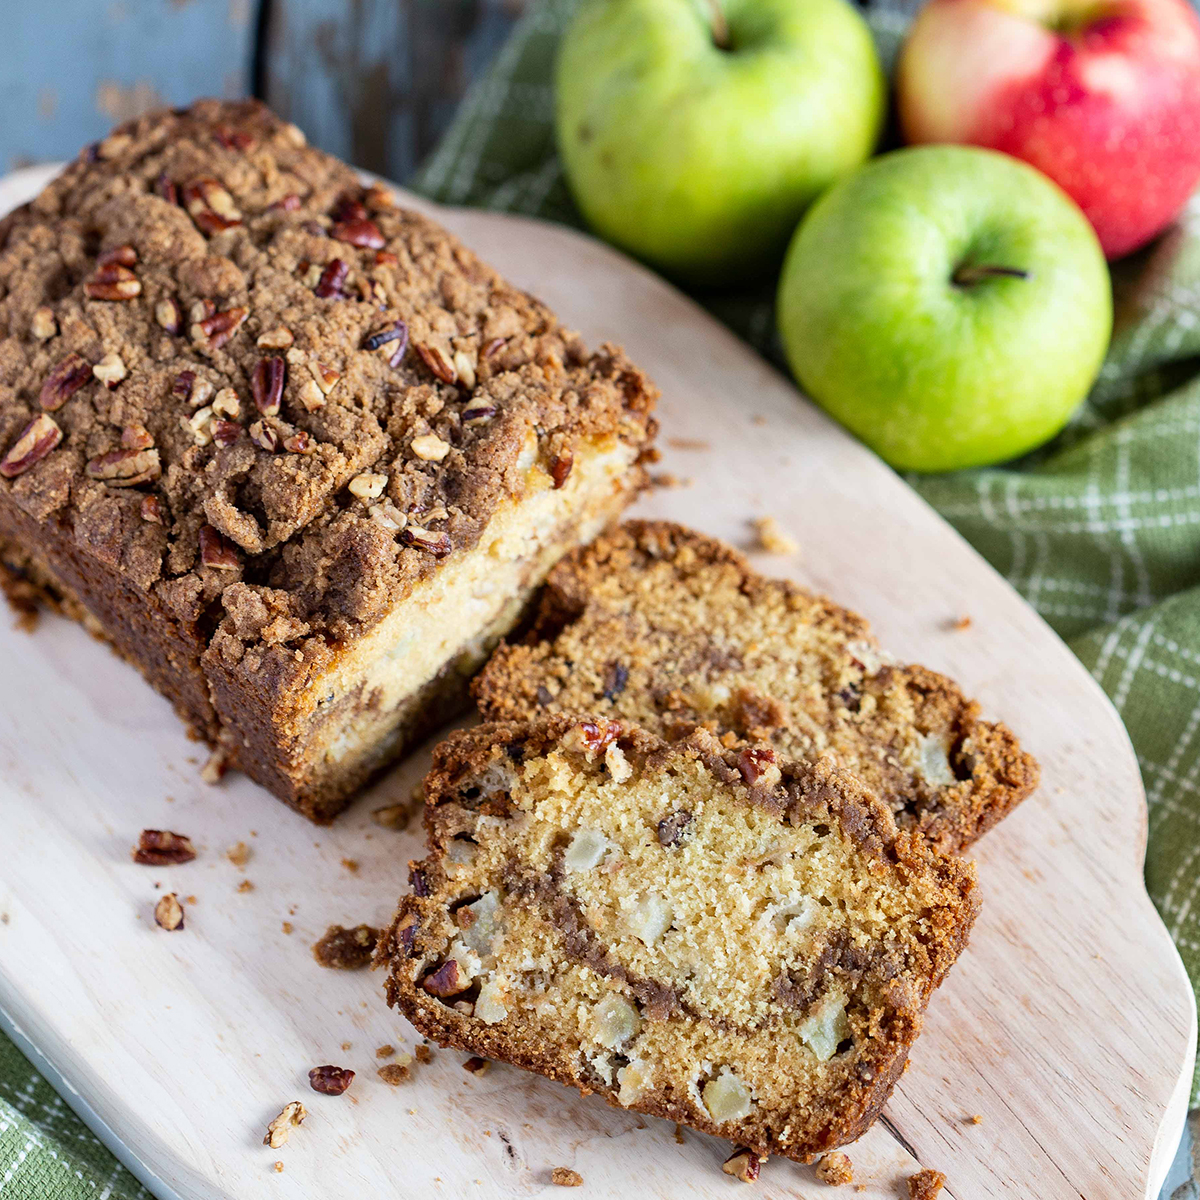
0,164,1193,1200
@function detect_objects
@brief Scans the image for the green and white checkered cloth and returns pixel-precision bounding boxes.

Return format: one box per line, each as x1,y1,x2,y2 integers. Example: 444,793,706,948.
4,3,1200,1195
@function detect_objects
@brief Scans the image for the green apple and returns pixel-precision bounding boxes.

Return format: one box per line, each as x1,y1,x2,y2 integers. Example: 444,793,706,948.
777,146,1112,472
554,0,884,286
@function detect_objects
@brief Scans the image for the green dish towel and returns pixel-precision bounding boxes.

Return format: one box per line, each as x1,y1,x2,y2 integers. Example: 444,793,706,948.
2,4,1198,1196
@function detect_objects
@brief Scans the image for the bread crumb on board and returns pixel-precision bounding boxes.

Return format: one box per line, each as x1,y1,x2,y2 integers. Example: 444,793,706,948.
908,1168,947,1200
263,1101,306,1148
550,1167,583,1187
752,515,799,555
815,1151,854,1184
312,924,379,969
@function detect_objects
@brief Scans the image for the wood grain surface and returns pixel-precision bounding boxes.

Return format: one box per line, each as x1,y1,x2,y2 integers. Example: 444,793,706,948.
0,165,1193,1200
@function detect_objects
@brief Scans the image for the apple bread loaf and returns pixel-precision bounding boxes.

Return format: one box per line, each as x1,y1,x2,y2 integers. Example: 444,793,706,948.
0,100,656,821
474,521,1037,853
380,716,979,1162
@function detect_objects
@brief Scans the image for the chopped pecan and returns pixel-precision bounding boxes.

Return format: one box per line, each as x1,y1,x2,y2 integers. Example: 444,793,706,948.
198,524,239,570
308,1066,355,1096
374,249,399,267
657,810,693,848
124,421,156,449
39,353,92,411
97,244,137,269
415,342,457,385
140,495,164,524
249,420,278,452
549,449,573,489
211,388,240,419
211,419,242,448
409,865,430,897
85,263,141,301
602,661,629,701
85,447,161,487
154,173,179,204
154,892,185,931
452,351,476,390
348,472,387,500
1,414,62,478
737,745,781,788
256,326,293,349
332,217,385,249
394,913,420,955
312,924,378,969
364,183,396,211
133,829,196,865
30,307,57,340
462,1056,490,1075
482,337,508,359
212,124,254,151
314,259,349,298
311,362,340,394
171,369,196,401
550,1168,583,1188
410,433,450,462
155,298,182,334
263,1102,306,1149
283,431,313,454
332,194,368,222
421,960,466,998
462,399,496,423
251,356,285,416
269,193,301,212
570,719,623,757
400,525,451,557
92,352,127,388
195,306,248,350
183,177,242,234
721,1148,762,1183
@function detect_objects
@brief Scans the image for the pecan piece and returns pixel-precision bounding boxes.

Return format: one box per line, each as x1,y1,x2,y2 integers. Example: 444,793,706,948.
308,1065,355,1096
133,829,196,865
332,217,385,249
155,298,182,334
462,1056,490,1075
269,192,302,212
1,414,62,478
140,495,164,524
183,177,242,234
154,892,185,931
550,1168,583,1188
410,433,451,462
657,809,693,848
195,306,248,350
199,524,239,570
462,399,496,423
123,424,152,450
97,244,137,269
283,431,313,454
421,960,466,997
737,745,781,788
211,419,242,448
409,865,430,897
251,356,285,416
721,1148,762,1183
311,361,340,394
249,420,278,452
39,353,92,411
314,259,349,298
263,1102,306,1149
482,336,508,359
400,525,451,558
154,173,179,205
85,263,141,301
85,447,161,487
30,307,57,340
549,449,573,489
92,352,127,388
415,342,457,385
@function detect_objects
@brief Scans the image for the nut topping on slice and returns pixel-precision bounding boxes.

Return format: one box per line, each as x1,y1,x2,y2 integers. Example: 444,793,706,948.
155,298,182,334
348,472,387,500
1,414,62,478
311,361,341,394
283,431,314,454
199,525,239,570
30,307,57,340
362,321,407,358
182,177,243,234
462,399,496,423
462,1056,490,1076
97,244,137,269
263,1101,306,1149
332,217,385,248
85,447,161,487
133,830,196,865
249,420,279,452
85,262,141,301
122,424,153,451
251,356,286,416
410,433,451,462
721,1148,763,1183
314,259,349,298
140,495,164,524
187,406,215,446
737,745,781,789
154,892,185,931
400,525,451,558
256,326,294,349
212,388,240,419
39,353,92,411
420,959,466,997
549,450,573,489
297,379,325,411
92,352,128,388
308,1065,355,1096
193,306,248,350
415,342,457,385
211,419,242,448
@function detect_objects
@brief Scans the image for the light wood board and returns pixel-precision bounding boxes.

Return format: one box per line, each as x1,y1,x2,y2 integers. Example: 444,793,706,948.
0,164,1193,1200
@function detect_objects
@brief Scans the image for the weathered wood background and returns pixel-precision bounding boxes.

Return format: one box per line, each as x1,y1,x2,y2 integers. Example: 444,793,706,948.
0,0,527,182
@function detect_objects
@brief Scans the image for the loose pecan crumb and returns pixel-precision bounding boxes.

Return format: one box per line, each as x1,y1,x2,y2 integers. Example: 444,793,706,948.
154,892,185,931
550,1167,583,1188
133,830,196,865
722,1147,763,1183
39,354,92,411
308,1065,355,1096
371,803,411,831
414,1045,433,1065
227,841,250,868
236,879,255,893
377,1061,412,1086
462,1056,490,1076
200,747,229,784
375,1044,395,1059
312,924,378,969
263,1101,306,1148
953,615,972,632
753,515,799,556
815,1152,854,1185
907,1170,946,1200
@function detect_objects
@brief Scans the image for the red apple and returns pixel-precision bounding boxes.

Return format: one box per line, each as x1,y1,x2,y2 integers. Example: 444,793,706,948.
897,0,1200,258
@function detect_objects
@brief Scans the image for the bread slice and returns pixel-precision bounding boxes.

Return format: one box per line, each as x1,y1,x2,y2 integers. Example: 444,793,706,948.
473,521,1037,853
380,716,979,1162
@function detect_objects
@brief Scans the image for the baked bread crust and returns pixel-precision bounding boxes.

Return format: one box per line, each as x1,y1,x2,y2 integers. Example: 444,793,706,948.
381,716,979,1162
474,521,1037,853
0,100,656,817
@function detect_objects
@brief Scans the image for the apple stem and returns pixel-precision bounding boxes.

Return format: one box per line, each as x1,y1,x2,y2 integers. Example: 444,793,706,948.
952,264,1030,287
704,0,731,49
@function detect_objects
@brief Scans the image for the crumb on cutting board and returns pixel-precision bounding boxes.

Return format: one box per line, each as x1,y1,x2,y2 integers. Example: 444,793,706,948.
815,1151,854,1185
908,1168,947,1200
752,515,799,555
